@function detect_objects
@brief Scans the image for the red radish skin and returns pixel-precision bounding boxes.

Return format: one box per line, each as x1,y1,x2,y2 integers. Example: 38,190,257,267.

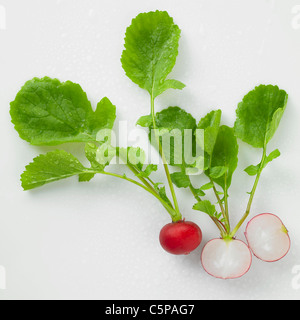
201,239,252,280
245,213,291,262
159,221,202,255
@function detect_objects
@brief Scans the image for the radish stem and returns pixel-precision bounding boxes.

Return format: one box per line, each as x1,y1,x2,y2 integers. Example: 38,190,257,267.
209,178,229,233
101,170,179,220
230,144,267,237
189,184,226,237
150,93,182,221
224,175,230,232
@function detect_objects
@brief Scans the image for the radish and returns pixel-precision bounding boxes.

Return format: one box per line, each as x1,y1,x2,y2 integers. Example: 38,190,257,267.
159,221,202,255
201,239,252,279
10,9,290,281
245,213,291,262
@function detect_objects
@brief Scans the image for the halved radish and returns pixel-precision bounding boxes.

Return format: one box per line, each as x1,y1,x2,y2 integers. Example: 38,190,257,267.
201,238,252,279
245,213,290,262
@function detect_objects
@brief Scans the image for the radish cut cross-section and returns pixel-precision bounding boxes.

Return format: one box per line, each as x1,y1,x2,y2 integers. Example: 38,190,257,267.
245,213,291,262
201,239,252,279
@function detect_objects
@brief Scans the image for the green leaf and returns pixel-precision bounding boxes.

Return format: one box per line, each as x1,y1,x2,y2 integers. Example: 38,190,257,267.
244,149,281,176
118,146,157,179
193,200,217,217
90,97,117,136
96,143,116,167
170,172,191,188
127,147,146,171
234,85,288,148
244,164,260,176
85,143,105,170
198,110,222,155
10,77,116,146
121,11,185,98
79,143,106,182
117,147,147,172
208,126,238,190
21,150,91,190
157,186,173,207
194,189,206,197
265,149,281,165
209,166,228,179
78,172,96,182
138,107,200,173
153,182,164,191
187,155,209,174
155,107,196,131
149,106,197,167
157,80,186,96
136,115,153,127
138,164,158,178
200,182,214,190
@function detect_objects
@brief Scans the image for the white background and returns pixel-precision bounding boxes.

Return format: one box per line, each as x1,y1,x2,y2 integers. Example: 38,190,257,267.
0,0,300,300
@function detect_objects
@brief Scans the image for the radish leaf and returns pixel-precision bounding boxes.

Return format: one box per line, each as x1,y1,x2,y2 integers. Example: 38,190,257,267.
79,143,106,182
138,164,158,178
171,172,191,188
138,106,197,168
244,165,260,176
244,149,281,176
234,85,288,148
193,200,217,217
208,126,238,190
121,11,185,99
154,107,196,132
10,77,116,146
197,110,222,155
85,143,105,171
21,150,90,190
209,166,229,179
136,115,153,127
157,186,173,208
200,182,214,190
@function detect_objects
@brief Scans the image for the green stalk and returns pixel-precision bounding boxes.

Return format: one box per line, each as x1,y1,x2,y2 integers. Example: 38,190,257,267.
115,147,165,200
116,148,177,216
189,184,226,237
189,185,201,202
209,178,228,232
126,163,163,198
150,94,182,221
230,145,267,237
97,170,178,220
223,174,230,232
212,218,227,238
144,176,157,188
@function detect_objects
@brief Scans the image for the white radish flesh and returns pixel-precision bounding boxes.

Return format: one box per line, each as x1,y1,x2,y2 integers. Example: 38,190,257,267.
201,239,252,279
245,213,290,262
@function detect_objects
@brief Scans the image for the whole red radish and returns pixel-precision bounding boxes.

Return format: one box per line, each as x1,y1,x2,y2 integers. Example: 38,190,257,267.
201,238,252,279
159,221,202,255
245,213,291,262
